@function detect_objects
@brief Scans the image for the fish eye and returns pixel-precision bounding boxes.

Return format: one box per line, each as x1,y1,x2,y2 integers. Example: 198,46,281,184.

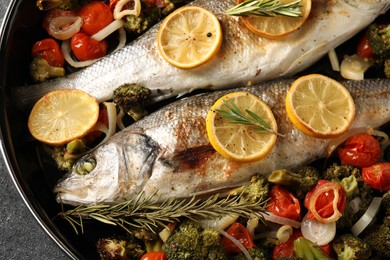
73,155,96,175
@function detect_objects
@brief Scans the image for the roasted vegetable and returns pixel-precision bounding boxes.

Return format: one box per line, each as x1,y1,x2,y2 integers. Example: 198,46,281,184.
367,23,390,59
332,233,372,260
96,236,145,260
323,164,361,182
30,57,65,82
51,139,87,171
228,175,270,203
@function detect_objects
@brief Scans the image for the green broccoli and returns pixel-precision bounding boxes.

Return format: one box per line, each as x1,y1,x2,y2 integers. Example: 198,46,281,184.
361,214,390,258
228,175,270,204
332,233,372,260
293,237,331,260
52,139,87,171
382,189,390,215
112,83,152,122
163,220,227,259
367,23,390,59
385,58,390,78
96,236,145,260
323,164,360,182
336,180,373,231
340,175,359,198
232,247,270,260
30,57,65,82
267,166,320,200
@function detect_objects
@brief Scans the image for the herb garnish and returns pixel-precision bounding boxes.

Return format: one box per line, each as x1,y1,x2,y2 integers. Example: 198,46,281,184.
226,0,302,18
216,99,284,137
59,192,267,235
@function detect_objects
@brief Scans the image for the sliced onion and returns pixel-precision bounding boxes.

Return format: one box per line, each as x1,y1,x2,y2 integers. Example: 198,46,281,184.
49,16,83,40
246,217,259,239
199,214,238,231
328,49,340,72
61,40,101,68
91,19,125,42
301,215,336,246
261,211,301,229
276,225,293,243
217,228,252,260
308,182,343,223
340,54,374,80
348,197,362,215
113,0,141,20
351,197,382,237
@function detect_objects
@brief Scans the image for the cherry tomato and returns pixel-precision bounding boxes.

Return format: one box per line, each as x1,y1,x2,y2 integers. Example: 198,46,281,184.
71,32,108,61
140,252,167,260
272,230,302,259
84,106,109,145
32,38,65,67
42,8,77,33
221,222,254,255
267,185,301,221
78,1,113,36
357,33,376,59
362,162,390,191
338,133,381,168
304,180,346,222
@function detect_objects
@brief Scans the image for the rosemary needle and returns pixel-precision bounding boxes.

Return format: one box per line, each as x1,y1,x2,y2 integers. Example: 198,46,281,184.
226,0,302,18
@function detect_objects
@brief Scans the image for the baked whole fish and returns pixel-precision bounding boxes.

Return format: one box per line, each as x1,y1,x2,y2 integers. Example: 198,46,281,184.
55,77,390,206
13,0,390,111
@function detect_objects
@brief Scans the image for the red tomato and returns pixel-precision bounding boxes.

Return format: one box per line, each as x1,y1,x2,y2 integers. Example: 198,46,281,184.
362,162,390,191
357,33,376,59
32,38,65,67
140,252,167,260
144,0,168,7
78,1,113,36
42,8,77,33
221,222,254,255
71,32,108,61
304,180,346,222
272,230,302,259
84,107,109,145
338,133,381,168
267,185,301,221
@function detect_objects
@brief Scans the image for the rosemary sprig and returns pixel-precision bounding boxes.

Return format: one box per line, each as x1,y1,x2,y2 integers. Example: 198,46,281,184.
58,192,267,235
216,99,284,137
226,0,302,18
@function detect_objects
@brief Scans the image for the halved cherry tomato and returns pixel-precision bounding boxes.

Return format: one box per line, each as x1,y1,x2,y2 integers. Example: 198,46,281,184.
221,222,254,255
32,38,65,67
304,180,346,223
338,133,381,168
84,106,109,145
140,252,167,260
78,1,113,36
362,162,390,191
71,32,108,61
357,33,376,59
267,185,301,221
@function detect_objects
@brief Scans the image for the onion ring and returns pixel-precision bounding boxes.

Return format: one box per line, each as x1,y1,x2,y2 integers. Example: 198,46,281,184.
49,16,83,40
113,0,141,20
308,182,343,223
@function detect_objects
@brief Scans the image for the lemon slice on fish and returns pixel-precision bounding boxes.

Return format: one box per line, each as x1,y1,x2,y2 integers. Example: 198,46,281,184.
157,6,223,69
206,91,278,162
28,89,99,146
241,0,312,38
286,74,356,138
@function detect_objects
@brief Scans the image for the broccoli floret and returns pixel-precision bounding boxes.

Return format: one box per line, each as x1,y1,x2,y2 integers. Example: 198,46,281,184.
332,233,372,260
362,214,390,258
228,175,270,203
382,189,390,214
96,236,145,260
385,59,390,78
51,139,87,171
323,164,360,182
30,57,65,82
293,237,331,260
112,83,152,122
367,23,390,59
267,166,320,200
163,220,227,259
232,247,270,260
337,181,373,230
340,175,359,198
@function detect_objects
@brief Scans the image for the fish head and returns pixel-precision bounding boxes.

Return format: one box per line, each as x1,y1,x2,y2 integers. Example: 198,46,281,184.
54,132,160,206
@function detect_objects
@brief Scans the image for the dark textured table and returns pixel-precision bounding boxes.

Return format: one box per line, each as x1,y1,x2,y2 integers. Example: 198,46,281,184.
0,2,70,259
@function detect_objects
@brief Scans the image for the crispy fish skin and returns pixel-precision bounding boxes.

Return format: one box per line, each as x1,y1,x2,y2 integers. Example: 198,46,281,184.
13,0,390,111
55,78,390,206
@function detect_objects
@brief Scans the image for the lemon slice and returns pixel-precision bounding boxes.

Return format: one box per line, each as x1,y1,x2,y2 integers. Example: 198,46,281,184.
206,91,278,162
286,74,355,138
28,89,99,146
241,0,311,38
157,6,223,69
